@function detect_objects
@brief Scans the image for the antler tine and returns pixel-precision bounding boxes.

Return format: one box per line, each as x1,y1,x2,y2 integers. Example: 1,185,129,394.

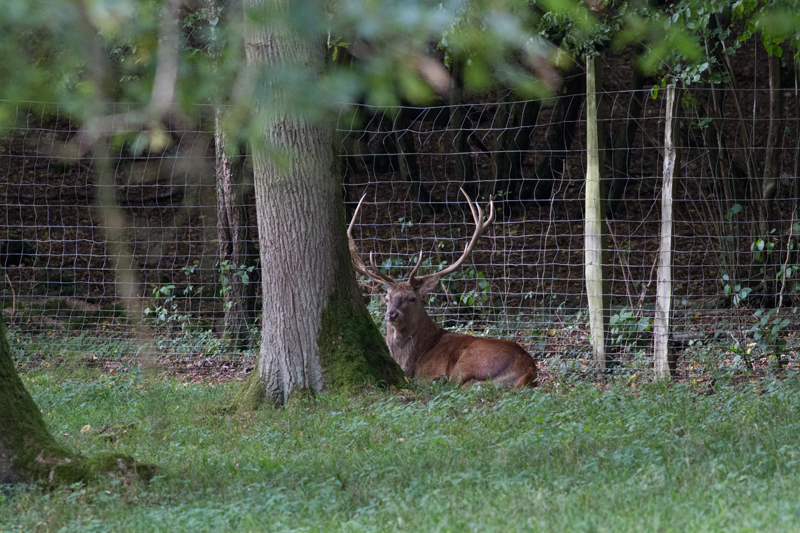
406,250,425,285
347,193,397,286
368,251,380,272
347,193,368,238
461,187,480,225
369,252,399,286
486,194,496,226
411,189,494,287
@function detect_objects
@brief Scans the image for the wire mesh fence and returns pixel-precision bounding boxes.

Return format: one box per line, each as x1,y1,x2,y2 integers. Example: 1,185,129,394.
2,77,800,379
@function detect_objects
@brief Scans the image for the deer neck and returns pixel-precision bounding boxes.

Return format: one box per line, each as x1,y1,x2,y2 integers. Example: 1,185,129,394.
385,312,443,377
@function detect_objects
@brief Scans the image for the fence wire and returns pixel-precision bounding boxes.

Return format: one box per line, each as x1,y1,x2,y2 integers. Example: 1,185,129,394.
2,80,800,380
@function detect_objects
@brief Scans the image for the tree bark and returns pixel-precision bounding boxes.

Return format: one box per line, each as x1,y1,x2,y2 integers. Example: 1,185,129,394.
236,0,403,408
758,50,784,305
215,110,256,351
0,316,153,485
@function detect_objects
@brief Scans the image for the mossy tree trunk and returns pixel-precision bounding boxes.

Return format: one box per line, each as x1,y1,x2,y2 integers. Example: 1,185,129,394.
0,317,152,485
235,0,403,408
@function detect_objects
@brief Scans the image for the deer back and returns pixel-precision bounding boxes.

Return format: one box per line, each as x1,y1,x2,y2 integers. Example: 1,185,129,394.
415,331,538,388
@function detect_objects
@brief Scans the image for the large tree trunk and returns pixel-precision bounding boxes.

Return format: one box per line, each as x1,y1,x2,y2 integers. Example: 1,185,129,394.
235,0,403,408
0,316,153,485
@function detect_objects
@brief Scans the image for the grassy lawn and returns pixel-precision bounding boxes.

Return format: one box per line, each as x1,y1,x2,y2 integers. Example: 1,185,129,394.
3,367,800,532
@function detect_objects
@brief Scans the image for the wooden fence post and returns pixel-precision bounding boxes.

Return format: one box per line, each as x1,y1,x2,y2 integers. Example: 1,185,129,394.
654,84,678,379
584,55,610,371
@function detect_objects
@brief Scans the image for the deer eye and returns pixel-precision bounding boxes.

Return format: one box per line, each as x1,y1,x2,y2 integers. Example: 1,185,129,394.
409,297,416,303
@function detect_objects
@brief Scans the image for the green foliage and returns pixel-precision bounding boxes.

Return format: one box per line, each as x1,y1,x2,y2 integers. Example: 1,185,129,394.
617,0,800,89
6,368,800,530
443,266,491,309
747,308,791,363
0,0,798,135
9,330,135,366
218,261,256,309
775,221,800,300
139,266,243,360
724,307,793,373
143,284,179,326
721,273,752,308
143,266,200,328
609,308,652,353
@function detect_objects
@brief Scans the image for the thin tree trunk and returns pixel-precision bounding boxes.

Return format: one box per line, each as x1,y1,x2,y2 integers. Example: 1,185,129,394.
393,108,436,215
236,0,402,408
449,59,477,199
759,51,783,305
793,56,800,214
215,110,255,351
511,99,543,200
490,99,516,201
607,60,645,216
492,98,542,208
520,70,585,203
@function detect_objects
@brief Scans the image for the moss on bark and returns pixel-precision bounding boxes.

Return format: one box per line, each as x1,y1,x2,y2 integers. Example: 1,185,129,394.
229,288,402,412
317,290,403,391
0,317,154,486
230,358,267,413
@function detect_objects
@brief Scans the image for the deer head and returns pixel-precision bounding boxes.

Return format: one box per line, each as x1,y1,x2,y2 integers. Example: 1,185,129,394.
347,188,495,332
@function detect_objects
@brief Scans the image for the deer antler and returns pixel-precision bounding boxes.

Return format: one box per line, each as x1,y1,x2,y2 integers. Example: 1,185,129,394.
347,194,398,286
408,188,494,289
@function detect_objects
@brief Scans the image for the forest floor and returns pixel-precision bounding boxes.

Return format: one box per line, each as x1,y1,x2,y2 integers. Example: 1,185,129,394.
3,366,800,532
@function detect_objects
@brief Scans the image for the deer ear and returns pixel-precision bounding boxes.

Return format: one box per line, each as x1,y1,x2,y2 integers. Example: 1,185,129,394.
415,276,440,296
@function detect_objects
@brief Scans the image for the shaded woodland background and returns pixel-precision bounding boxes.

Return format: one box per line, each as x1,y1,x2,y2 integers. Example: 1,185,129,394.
2,36,800,378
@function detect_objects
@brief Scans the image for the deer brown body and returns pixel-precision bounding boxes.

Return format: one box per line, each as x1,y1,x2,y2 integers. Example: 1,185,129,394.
348,190,537,388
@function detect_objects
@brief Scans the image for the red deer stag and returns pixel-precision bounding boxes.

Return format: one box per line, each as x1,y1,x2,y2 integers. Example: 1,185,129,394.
347,189,538,387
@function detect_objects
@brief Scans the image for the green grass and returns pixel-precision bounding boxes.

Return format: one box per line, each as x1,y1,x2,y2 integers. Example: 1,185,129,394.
3,368,800,532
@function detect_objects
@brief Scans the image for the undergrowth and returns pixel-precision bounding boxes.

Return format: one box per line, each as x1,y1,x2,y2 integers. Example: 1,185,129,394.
2,368,800,532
